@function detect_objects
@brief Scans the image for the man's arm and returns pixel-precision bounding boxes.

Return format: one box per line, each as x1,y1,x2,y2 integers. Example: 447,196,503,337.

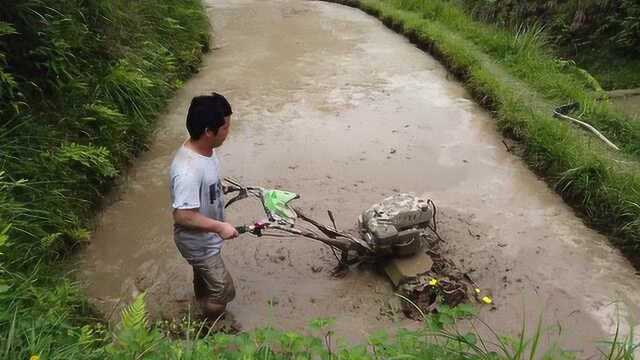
173,208,238,239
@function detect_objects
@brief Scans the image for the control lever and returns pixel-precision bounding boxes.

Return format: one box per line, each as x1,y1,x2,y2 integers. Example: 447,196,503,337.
235,220,269,236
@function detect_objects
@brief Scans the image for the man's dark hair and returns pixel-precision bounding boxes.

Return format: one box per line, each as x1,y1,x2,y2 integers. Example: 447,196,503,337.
186,93,233,140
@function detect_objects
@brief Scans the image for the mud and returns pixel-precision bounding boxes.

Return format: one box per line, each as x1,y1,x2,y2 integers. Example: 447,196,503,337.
78,0,640,356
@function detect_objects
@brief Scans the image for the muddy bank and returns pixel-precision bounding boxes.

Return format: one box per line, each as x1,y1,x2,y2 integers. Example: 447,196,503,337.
78,0,640,356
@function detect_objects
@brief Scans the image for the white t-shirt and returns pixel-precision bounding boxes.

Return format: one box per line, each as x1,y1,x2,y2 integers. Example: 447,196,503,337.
169,145,224,263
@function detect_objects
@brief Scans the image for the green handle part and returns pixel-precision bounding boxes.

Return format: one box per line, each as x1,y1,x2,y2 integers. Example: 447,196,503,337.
263,189,299,222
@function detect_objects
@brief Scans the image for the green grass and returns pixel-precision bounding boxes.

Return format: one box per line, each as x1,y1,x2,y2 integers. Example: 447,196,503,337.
458,0,640,90
0,0,209,357
575,50,640,91
12,291,636,359
0,0,209,269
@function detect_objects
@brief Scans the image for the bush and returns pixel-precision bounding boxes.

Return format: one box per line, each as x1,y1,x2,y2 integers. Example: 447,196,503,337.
0,0,209,272
0,1,208,358
462,0,640,57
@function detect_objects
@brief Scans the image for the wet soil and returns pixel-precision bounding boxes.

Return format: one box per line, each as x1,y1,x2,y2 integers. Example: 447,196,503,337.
78,0,640,356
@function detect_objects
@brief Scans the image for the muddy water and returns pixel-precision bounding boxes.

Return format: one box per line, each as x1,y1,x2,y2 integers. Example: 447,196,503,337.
79,0,640,355
612,94,640,119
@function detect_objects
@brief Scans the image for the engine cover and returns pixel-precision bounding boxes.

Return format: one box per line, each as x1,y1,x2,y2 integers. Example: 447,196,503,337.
358,194,433,257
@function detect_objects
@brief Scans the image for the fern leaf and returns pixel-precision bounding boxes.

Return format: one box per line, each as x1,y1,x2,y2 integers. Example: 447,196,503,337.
120,293,148,331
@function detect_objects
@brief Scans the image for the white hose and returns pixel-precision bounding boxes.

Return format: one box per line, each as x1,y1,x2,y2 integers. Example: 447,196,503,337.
553,109,620,151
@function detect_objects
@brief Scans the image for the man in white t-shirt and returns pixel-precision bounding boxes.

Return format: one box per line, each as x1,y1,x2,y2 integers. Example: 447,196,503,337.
169,93,238,320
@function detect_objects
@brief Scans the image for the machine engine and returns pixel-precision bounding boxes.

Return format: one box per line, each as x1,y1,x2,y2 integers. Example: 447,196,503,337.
358,193,433,257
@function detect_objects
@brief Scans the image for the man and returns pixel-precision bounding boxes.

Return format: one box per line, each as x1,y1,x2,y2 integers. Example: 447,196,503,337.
170,93,238,320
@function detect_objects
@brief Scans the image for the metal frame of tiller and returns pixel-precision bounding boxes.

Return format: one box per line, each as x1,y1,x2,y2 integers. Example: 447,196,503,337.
223,177,373,268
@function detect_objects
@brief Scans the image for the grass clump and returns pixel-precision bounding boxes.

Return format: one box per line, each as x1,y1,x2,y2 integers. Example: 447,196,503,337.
0,0,209,357
574,51,640,91
0,0,209,267
461,0,640,90
0,0,208,268
17,292,636,359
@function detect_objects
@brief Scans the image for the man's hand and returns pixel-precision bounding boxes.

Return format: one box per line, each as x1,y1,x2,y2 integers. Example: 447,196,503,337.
218,222,239,240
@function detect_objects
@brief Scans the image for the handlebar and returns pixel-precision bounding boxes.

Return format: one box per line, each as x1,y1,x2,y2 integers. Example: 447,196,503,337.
235,225,249,234
223,178,368,258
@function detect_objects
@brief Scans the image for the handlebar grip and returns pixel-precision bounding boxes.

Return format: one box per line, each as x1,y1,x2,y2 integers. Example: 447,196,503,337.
235,225,249,234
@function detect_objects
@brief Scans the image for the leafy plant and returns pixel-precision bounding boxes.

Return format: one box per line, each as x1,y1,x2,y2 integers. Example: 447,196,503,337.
0,0,209,358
